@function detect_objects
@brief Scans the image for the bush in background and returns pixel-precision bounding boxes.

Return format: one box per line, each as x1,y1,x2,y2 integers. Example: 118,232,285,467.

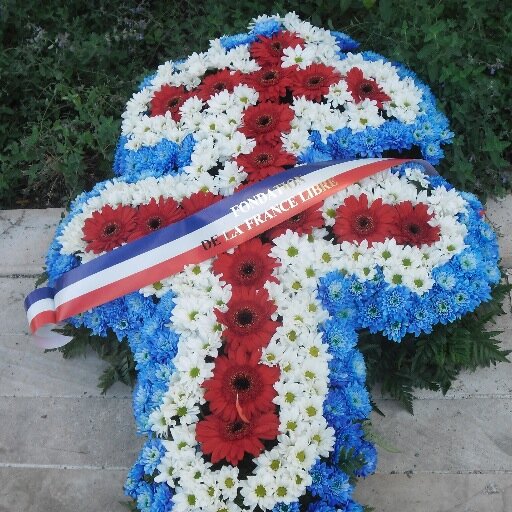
0,0,510,207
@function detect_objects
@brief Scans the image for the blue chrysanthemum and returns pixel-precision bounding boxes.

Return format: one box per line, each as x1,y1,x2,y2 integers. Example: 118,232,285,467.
251,19,282,37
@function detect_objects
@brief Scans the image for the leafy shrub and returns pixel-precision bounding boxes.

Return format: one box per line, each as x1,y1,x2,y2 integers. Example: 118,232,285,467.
0,0,510,207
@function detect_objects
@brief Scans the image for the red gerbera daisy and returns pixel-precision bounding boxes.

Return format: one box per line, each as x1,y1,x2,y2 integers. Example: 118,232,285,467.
196,69,244,101
240,103,294,143
345,67,391,108
213,238,279,288
394,201,441,247
236,142,296,182
196,412,280,465
250,32,305,65
266,205,324,239
245,65,293,102
181,191,223,217
333,194,398,245
203,350,280,422
129,197,185,240
215,287,279,354
150,85,190,120
291,63,341,101
82,204,137,254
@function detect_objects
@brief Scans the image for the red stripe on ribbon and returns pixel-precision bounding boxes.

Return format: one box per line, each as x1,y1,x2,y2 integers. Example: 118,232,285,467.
30,310,57,333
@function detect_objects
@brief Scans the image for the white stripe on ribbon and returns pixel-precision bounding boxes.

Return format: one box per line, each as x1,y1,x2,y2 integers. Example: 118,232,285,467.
26,298,55,325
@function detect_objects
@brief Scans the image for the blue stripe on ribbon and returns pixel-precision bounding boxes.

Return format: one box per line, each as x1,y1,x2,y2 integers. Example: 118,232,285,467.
24,286,55,310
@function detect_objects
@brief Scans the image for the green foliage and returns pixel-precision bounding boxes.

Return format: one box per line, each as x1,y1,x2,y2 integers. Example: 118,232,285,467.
337,445,369,484
1,0,510,206
359,282,511,413
46,324,136,393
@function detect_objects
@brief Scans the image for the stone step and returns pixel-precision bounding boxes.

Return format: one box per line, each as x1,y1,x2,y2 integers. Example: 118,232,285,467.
371,397,512,473
0,209,63,276
486,195,512,268
354,472,512,512
0,277,38,335
0,334,131,398
0,466,129,512
0,397,143,467
0,197,510,272
3,277,511,400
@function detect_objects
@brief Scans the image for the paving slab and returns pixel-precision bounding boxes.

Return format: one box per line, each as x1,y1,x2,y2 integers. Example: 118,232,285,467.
354,473,512,512
371,397,512,473
0,467,129,512
0,209,63,276
486,195,512,268
0,334,131,398
0,397,143,467
0,278,35,335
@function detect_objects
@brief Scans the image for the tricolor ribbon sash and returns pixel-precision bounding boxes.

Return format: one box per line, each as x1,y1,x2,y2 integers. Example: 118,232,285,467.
25,158,435,348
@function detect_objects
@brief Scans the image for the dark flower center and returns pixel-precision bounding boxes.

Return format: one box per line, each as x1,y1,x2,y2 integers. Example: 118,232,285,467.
256,114,273,128
307,75,324,87
360,82,374,95
213,82,226,93
270,41,282,52
240,261,256,276
225,420,249,440
147,216,162,231
167,97,181,109
232,373,251,391
262,70,278,84
255,153,272,166
406,223,421,235
103,222,119,237
354,214,374,233
289,213,304,224
235,307,255,327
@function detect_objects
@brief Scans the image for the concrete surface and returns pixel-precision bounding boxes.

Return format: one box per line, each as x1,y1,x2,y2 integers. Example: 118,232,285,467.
0,209,141,511
487,196,512,268
0,202,511,512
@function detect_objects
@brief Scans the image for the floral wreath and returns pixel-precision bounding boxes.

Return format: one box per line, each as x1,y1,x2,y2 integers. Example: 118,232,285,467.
43,12,499,512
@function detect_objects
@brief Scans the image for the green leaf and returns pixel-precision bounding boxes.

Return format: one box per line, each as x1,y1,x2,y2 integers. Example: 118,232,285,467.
51,324,135,393
378,0,393,23
337,446,368,482
35,270,48,288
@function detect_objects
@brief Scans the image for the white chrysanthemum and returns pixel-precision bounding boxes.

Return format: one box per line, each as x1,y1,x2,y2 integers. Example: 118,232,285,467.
227,45,260,73
172,484,211,512
343,98,385,131
148,408,169,436
214,465,240,501
281,44,316,69
151,60,175,88
240,473,278,510
214,160,247,195
326,79,354,108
